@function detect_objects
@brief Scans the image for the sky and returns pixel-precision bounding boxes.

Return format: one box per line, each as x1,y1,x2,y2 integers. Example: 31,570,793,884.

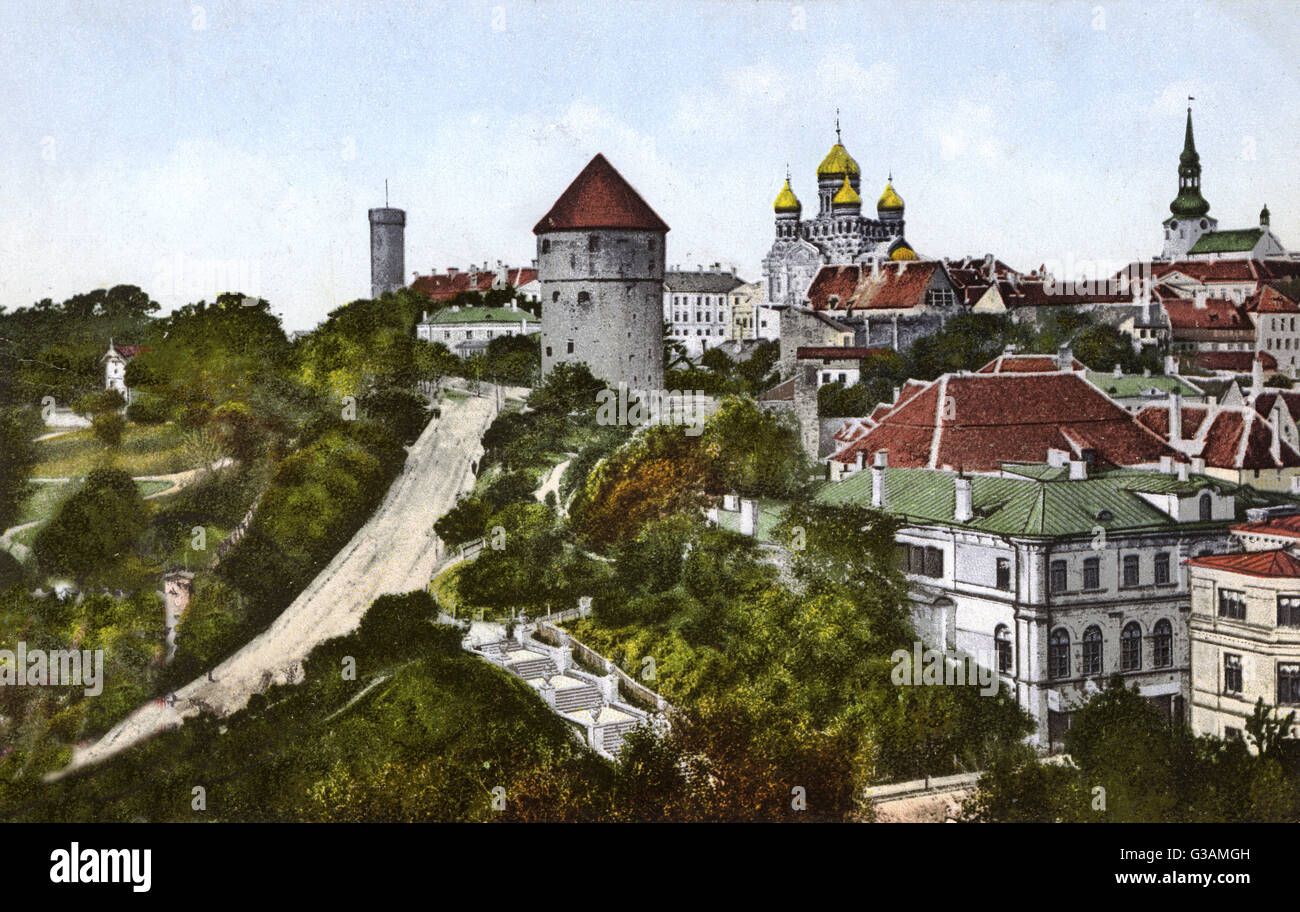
2,0,1298,330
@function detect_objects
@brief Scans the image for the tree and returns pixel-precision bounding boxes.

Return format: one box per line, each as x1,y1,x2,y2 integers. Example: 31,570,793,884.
92,411,126,447
33,468,148,582
0,409,38,533
698,396,808,498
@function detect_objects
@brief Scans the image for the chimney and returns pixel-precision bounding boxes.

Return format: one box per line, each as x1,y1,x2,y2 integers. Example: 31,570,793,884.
1165,354,1178,375
1177,461,1189,481
1159,455,1173,474
871,451,889,508
1047,448,1069,468
1291,475,1300,496
1193,290,1208,309
1270,417,1282,464
1056,343,1074,371
1068,457,1087,480
892,386,902,403
856,449,867,472
1192,456,1206,474
1251,354,1265,400
1112,363,1123,378
1169,391,1183,443
954,474,973,522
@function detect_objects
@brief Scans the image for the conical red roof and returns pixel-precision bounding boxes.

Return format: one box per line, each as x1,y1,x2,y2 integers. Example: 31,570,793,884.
533,154,669,235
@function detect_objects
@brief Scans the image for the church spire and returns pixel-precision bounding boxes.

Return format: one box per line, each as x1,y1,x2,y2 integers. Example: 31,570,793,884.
1170,103,1210,219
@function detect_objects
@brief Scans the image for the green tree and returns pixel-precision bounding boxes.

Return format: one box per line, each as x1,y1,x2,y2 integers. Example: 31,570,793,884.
33,468,148,582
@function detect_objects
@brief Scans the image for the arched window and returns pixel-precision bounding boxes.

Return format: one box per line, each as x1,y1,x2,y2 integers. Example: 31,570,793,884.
1199,492,1212,521
1121,621,1142,671
1049,628,1070,679
1082,625,1103,675
1153,619,1173,667
995,625,1012,674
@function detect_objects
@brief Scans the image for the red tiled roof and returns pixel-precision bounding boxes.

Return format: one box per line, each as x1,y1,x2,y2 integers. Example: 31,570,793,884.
533,154,669,234
1136,402,1300,469
1189,351,1277,373
1162,296,1250,331
1247,284,1300,313
805,262,944,312
410,267,538,302
1187,549,1300,579
977,353,1088,373
113,344,148,359
1253,391,1300,423
1136,404,1212,440
1155,259,1300,285
796,346,885,361
829,372,1179,470
1232,514,1300,540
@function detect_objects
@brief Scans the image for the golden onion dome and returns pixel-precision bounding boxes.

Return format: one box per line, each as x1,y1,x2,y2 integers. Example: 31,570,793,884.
889,243,917,261
878,180,904,212
817,142,860,178
832,175,861,207
773,179,801,213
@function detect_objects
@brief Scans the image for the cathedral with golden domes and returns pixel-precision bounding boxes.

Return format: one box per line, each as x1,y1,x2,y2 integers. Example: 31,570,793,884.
762,123,915,306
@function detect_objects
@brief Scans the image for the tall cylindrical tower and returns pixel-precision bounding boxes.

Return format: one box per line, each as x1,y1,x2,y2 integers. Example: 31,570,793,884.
534,154,669,390
369,207,406,298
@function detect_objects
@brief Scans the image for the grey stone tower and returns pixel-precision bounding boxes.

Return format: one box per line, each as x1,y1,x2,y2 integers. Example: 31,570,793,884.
369,206,406,298
534,154,668,390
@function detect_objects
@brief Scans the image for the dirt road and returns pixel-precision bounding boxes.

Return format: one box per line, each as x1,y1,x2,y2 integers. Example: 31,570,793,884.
53,392,497,777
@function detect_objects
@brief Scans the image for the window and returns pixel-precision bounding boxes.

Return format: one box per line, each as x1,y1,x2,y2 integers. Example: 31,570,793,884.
924,546,943,578
1218,588,1246,620
996,558,1011,591
588,235,599,251
904,545,943,578
545,346,552,357
1121,622,1142,671
1049,629,1070,679
995,625,1012,673
577,291,591,304
1050,560,1067,593
1278,595,1300,628
566,340,575,355
1279,663,1300,705
1199,492,1212,521
541,239,550,253
1082,626,1103,675
1225,726,1242,741
1223,653,1243,695
1155,552,1171,585
1153,619,1173,667
1122,554,1140,588
1083,557,1100,590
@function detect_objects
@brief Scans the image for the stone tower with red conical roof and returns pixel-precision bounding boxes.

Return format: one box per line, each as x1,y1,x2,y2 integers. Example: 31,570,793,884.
534,153,668,389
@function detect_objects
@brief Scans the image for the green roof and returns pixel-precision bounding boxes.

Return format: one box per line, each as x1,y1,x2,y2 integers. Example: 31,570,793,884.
1084,372,1203,399
1187,229,1264,255
812,466,1247,539
422,306,538,325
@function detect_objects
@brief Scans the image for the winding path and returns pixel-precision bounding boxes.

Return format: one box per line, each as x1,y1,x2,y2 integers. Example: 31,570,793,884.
51,391,500,778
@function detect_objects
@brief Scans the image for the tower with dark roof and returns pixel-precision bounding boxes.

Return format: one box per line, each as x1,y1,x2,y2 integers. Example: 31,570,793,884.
534,153,669,389
369,205,406,298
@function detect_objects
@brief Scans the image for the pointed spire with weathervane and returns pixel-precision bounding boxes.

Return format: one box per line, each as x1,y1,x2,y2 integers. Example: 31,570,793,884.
1170,101,1210,219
